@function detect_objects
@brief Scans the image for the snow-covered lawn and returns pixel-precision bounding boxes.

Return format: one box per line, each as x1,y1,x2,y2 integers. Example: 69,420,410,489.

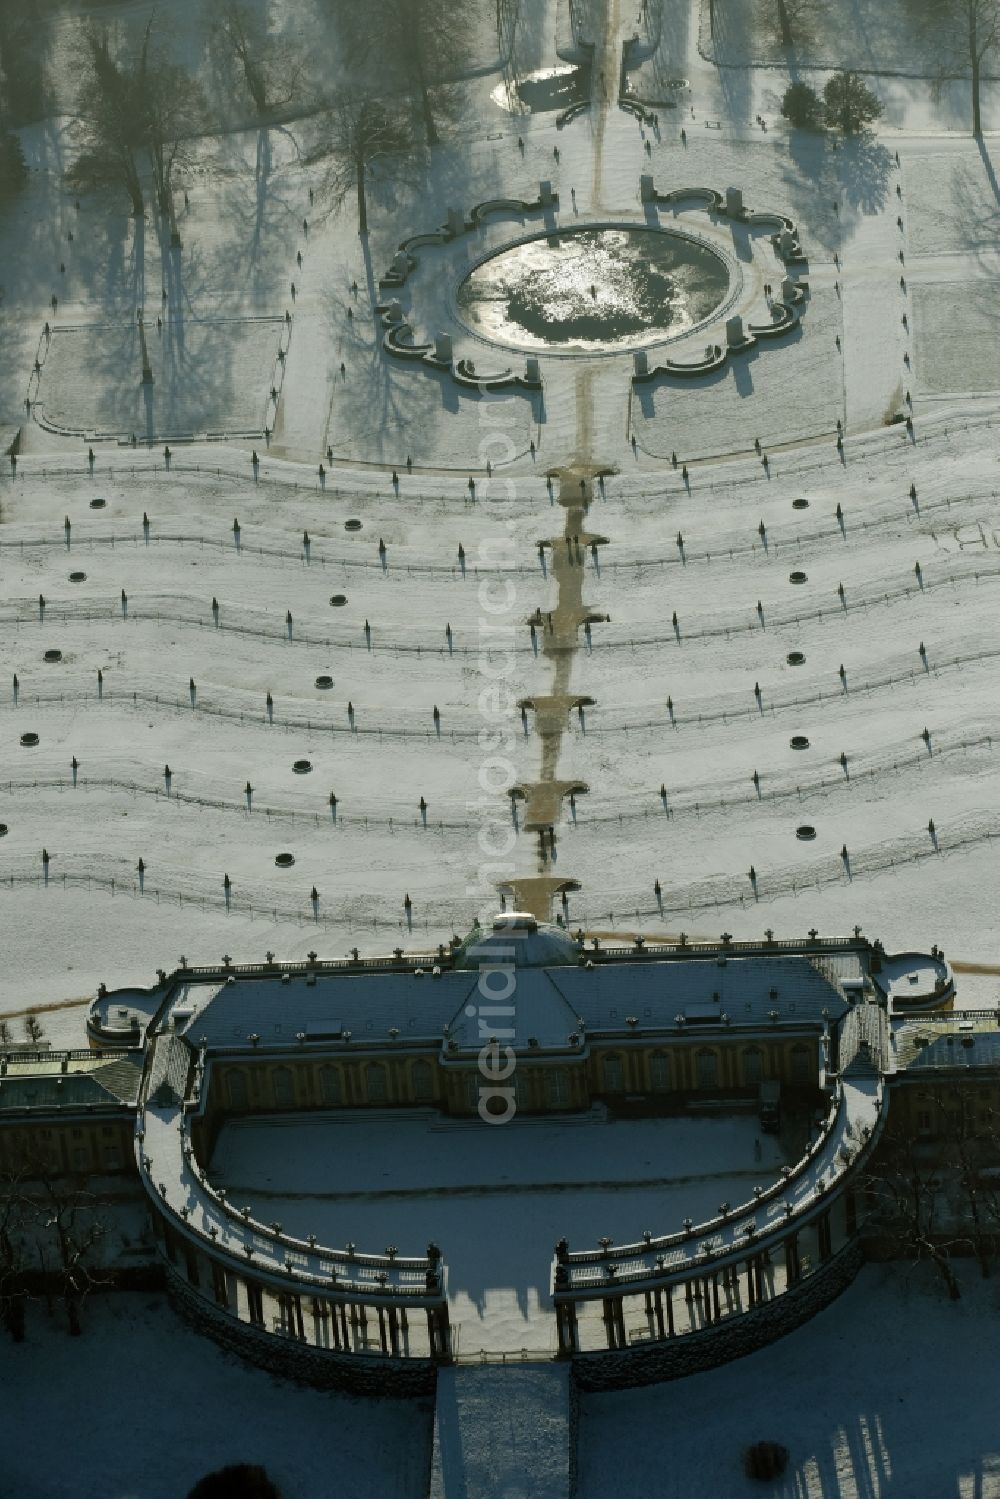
577,1260,1000,1499
36,318,285,439
0,1293,432,1499
635,285,844,459
704,0,975,76
914,284,1000,398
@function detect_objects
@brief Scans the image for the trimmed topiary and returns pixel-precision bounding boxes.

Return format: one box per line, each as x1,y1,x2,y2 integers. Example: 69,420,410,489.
186,1465,282,1499
743,1441,790,1481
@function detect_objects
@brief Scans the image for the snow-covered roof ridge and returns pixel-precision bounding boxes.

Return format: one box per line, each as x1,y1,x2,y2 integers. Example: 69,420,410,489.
147,1032,194,1107
837,1002,890,1078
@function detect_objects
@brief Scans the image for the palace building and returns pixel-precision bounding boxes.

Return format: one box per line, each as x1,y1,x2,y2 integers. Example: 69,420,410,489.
0,916,977,1392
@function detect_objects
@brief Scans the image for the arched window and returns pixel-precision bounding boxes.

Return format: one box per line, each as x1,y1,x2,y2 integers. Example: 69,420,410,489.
696,1050,718,1089
226,1070,248,1110
603,1054,624,1093
546,1070,569,1106
366,1064,387,1103
742,1047,764,1086
650,1052,671,1093
790,1044,812,1084
411,1060,434,1102
272,1067,294,1107
319,1066,341,1105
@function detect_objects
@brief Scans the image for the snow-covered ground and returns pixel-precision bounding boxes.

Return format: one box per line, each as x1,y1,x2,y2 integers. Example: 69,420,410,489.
578,1260,1000,1499
209,1108,788,1352
0,1292,432,1499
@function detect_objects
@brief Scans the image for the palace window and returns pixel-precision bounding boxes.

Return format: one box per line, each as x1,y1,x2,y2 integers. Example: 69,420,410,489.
546,1070,569,1106
212,1261,229,1308
742,1047,764,1086
272,1067,295,1107
603,1054,624,1093
411,1060,434,1102
696,1050,718,1089
650,1052,671,1093
366,1064,388,1103
790,1045,812,1084
225,1070,248,1109
318,1066,341,1105
246,1281,265,1326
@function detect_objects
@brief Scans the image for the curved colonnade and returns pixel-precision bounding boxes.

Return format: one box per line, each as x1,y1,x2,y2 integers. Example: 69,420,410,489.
551,1070,887,1379
135,1031,451,1393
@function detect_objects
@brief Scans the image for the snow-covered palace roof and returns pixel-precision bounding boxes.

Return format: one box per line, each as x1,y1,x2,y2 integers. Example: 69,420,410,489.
148,918,874,1058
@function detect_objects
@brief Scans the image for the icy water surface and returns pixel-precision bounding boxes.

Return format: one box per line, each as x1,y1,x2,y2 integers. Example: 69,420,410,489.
457,227,730,353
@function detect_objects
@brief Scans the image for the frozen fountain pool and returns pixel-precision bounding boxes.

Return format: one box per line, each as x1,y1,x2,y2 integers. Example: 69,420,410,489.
456,226,732,354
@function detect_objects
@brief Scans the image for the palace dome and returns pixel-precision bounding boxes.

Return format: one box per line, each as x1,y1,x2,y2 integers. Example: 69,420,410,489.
453,913,581,969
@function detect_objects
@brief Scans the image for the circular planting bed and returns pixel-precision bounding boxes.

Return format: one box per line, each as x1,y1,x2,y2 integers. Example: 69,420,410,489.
43,649,63,663
790,735,810,750
796,825,817,841
792,497,809,510
329,594,348,607
275,852,296,868
20,733,39,747
344,519,362,532
789,570,807,584
69,571,87,583
786,651,805,666
292,759,313,774
315,675,334,689
89,498,106,509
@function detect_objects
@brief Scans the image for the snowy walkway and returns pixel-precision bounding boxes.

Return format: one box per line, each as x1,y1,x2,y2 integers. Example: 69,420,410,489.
430,1364,572,1499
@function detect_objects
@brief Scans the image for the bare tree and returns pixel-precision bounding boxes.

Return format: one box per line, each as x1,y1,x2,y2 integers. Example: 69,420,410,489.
920,0,1000,134
0,1169,31,1342
209,0,304,118
863,1125,967,1298
496,0,522,75
757,0,819,47
322,98,412,235
23,1013,44,1045
69,16,203,217
34,1173,109,1335
70,23,148,214
329,0,477,145
0,0,45,126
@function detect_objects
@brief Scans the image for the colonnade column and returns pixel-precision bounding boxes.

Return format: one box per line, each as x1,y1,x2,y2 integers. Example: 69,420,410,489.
602,1296,626,1349
556,1300,579,1354
784,1231,802,1287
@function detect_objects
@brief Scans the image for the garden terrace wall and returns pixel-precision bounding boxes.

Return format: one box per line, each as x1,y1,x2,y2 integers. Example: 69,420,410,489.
166,1265,438,1396
571,1239,864,1390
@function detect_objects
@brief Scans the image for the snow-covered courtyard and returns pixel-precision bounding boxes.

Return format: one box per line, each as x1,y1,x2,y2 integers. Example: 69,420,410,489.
209,1107,788,1352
